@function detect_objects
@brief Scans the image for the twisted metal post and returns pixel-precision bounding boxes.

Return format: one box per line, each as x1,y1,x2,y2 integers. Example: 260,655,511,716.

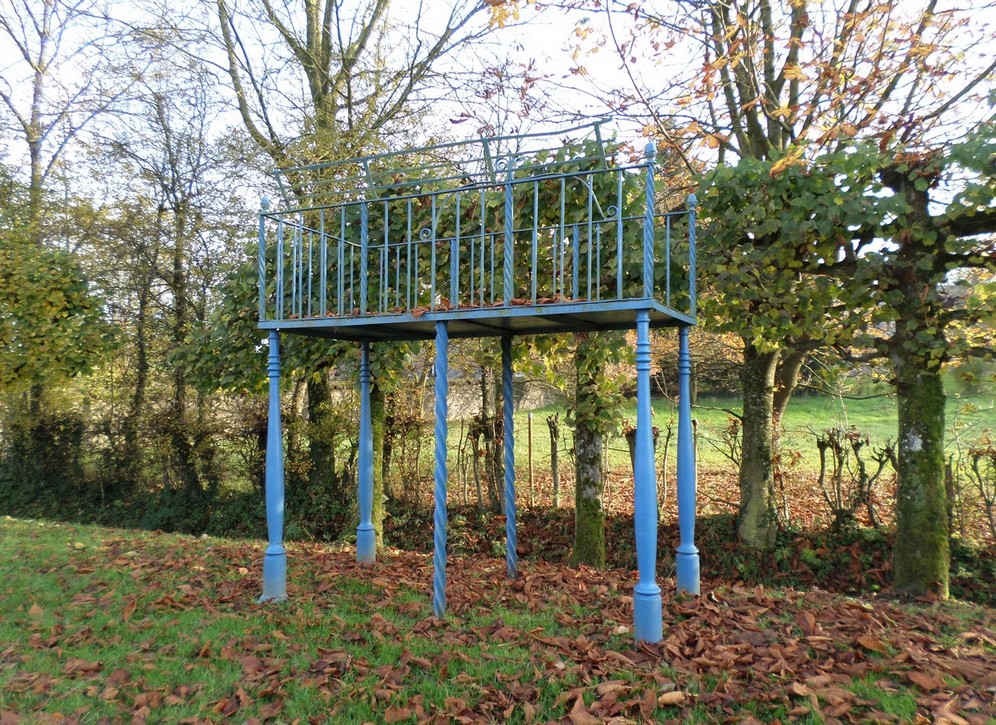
260,331,287,602
503,158,515,304
359,201,369,314
687,193,698,317
432,322,450,616
258,197,268,321
356,341,376,563
633,310,662,641
502,335,518,579
643,141,656,299
676,326,700,594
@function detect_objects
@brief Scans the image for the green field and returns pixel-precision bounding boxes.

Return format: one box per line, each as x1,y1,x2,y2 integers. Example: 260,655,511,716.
503,387,996,478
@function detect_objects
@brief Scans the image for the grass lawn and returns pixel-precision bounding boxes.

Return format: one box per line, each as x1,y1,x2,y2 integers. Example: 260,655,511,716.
2,516,994,723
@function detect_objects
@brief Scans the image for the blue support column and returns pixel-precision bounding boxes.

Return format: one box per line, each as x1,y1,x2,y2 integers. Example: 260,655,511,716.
633,310,662,642
502,335,518,579
676,326,700,594
261,330,287,602
357,341,376,563
432,322,449,616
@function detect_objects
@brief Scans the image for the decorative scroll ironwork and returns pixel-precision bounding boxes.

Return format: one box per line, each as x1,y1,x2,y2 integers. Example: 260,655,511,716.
257,126,696,330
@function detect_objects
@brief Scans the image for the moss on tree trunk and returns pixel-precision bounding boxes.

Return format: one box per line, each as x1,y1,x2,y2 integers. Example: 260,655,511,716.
892,359,949,597
571,332,611,569
572,421,605,568
738,341,779,550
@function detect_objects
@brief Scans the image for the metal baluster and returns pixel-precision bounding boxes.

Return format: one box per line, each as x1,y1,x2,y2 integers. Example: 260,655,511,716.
616,171,623,300
360,202,369,315
319,209,327,316
666,214,672,308
338,208,345,317
531,181,538,303
587,174,593,300
258,197,268,322
643,142,656,299
503,160,514,305
383,202,390,313
688,194,698,317
307,225,313,317
275,218,284,321
407,200,413,311
452,194,460,307
431,195,437,308
572,225,580,300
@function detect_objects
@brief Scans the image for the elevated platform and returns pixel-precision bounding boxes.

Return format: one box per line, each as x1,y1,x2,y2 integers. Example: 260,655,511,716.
255,121,700,644
260,298,695,341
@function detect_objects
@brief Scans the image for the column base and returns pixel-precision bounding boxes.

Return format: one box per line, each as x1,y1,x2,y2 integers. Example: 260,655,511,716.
260,545,287,602
356,524,376,564
676,547,700,595
633,583,662,643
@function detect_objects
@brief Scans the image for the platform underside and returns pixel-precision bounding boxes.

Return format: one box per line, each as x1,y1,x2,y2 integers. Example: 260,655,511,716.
259,299,693,341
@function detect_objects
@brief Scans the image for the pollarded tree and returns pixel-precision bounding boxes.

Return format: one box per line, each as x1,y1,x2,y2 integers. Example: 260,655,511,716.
697,150,903,547
844,129,996,597
552,0,996,549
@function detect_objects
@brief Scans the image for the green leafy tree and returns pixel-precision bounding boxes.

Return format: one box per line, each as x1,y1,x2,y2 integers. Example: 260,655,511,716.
697,151,900,547
0,171,108,395
842,129,996,597
553,0,996,551
211,0,502,546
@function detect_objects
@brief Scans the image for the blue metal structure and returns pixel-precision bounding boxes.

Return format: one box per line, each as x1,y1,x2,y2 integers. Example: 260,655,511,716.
256,120,699,642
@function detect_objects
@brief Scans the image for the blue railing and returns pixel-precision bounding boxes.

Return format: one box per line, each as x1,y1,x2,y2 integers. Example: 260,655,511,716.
258,130,696,328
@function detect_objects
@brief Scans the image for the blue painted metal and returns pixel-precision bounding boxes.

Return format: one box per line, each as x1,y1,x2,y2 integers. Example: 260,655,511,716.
571,225,580,299
503,158,515,305
676,325,700,594
275,218,284,321
688,194,698,317
432,322,449,617
633,310,662,641
357,341,376,563
319,209,327,316
258,197,268,321
531,182,539,304
502,335,518,579
255,121,700,635
261,330,287,602
359,202,369,315
643,141,656,299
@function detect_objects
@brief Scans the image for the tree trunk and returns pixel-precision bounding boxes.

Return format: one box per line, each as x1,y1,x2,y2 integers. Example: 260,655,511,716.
306,373,339,495
572,335,606,568
737,340,779,550
572,421,605,568
881,162,951,599
891,356,948,597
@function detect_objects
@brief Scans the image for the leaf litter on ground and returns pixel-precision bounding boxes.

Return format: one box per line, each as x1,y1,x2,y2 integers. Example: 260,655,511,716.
0,517,993,724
